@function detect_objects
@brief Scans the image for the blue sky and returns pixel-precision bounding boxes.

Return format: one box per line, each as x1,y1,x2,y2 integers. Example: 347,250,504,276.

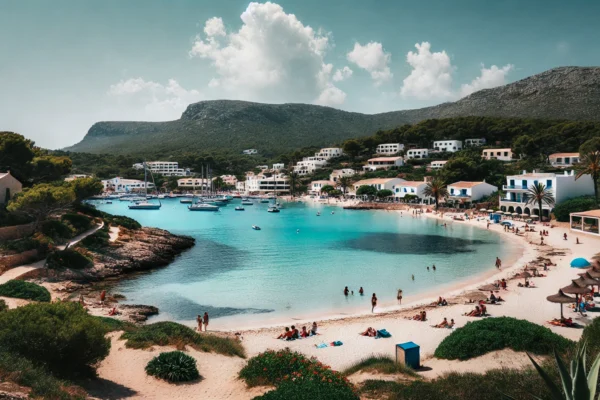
1,0,598,148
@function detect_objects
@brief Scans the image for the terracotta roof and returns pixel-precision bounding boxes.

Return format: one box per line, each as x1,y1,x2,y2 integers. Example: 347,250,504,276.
399,181,427,187
354,178,403,185
550,153,579,158
367,157,403,162
448,181,486,188
571,210,600,218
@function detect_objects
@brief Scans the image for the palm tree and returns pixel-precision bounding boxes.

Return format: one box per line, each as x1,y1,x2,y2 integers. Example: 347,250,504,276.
525,182,555,221
288,171,299,198
423,178,448,210
575,151,600,205
338,176,351,195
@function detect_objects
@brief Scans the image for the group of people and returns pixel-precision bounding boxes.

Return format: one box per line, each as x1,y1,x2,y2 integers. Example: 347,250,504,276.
196,312,209,332
432,317,455,328
343,286,365,296
276,322,318,340
464,304,487,317
433,296,448,306
406,310,427,321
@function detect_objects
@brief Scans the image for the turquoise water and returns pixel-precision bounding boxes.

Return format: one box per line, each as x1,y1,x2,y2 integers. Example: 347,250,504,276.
92,199,510,325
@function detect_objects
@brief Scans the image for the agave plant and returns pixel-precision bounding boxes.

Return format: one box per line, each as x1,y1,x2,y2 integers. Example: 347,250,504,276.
506,342,600,400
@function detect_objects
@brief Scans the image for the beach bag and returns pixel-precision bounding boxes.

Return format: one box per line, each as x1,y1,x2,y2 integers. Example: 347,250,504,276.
376,329,391,338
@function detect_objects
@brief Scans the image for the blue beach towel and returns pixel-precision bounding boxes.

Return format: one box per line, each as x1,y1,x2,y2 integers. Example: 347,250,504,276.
315,343,328,349
376,329,392,338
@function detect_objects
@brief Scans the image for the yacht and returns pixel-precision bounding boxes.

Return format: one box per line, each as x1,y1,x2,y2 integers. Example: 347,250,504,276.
128,162,162,210
235,206,245,211
157,194,165,199
252,225,261,230
260,198,270,203
241,199,254,205
180,198,193,204
267,205,280,213
188,203,219,212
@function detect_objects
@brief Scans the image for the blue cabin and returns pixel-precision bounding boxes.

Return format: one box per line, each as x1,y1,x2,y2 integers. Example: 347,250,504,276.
396,341,420,369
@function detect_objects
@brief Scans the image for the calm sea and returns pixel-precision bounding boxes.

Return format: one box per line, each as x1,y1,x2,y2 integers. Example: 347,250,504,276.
92,198,512,326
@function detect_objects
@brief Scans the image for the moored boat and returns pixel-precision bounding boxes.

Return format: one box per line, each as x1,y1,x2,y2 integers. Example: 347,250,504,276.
188,203,219,212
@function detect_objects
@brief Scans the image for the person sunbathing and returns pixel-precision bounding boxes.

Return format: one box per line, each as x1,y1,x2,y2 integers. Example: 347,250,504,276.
277,327,292,340
480,304,487,315
300,326,309,338
434,318,448,328
465,306,481,317
107,307,119,316
360,327,377,337
290,325,299,339
448,319,455,328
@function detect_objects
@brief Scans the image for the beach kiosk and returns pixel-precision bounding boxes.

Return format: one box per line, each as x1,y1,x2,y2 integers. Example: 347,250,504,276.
396,341,420,369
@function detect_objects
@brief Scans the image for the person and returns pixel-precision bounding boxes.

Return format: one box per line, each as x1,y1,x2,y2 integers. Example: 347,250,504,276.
421,310,427,321
441,298,448,306
465,306,481,317
435,318,448,328
371,293,378,313
397,289,403,304
359,287,364,295
300,326,309,338
411,274,415,281
360,327,377,337
344,286,349,296
564,233,568,240
203,312,209,331
432,265,436,271
277,327,292,340
427,266,430,271
495,257,501,269
290,325,299,339
448,319,455,328
487,221,490,229
100,290,106,307
480,304,487,315
196,314,203,332
489,292,497,303
107,307,118,316
311,321,318,335
540,236,544,245
577,237,581,244
501,279,507,290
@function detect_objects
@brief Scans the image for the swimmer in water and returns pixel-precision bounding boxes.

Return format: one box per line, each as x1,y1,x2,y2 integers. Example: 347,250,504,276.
433,265,436,271
411,274,415,281
296,229,300,233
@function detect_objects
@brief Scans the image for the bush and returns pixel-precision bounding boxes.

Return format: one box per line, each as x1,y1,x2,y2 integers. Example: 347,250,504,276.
553,196,597,222
0,208,34,227
93,316,137,333
81,228,110,249
41,219,74,240
61,213,93,234
434,317,574,360
0,299,7,312
0,236,45,254
0,302,110,376
46,249,92,270
120,321,245,358
581,316,600,358
0,280,51,302
342,355,418,377
73,202,103,218
257,379,359,400
145,351,200,383
106,214,141,230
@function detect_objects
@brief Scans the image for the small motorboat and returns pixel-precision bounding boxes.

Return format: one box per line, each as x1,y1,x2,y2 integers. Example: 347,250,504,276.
331,211,335,215
252,225,261,230
180,198,193,204
106,201,112,204
260,199,270,203
188,203,219,212
267,206,280,213
242,200,254,205
235,206,245,211
316,212,321,216
129,201,161,210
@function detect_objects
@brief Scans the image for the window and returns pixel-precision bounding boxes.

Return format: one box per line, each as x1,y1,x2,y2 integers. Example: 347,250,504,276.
546,180,552,188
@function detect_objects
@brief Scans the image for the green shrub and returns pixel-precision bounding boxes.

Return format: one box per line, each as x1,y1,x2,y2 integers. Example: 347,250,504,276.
0,208,34,227
46,249,92,270
0,280,51,302
0,236,45,254
73,202,103,218
257,379,359,400
342,355,418,377
581,317,600,359
81,228,110,249
106,214,141,230
0,302,110,376
120,321,245,358
93,316,137,333
41,219,74,240
145,351,200,383
434,317,574,360
553,196,597,222
61,213,93,234
0,299,7,312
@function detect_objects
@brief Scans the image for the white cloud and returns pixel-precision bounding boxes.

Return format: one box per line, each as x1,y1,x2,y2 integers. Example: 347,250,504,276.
107,78,202,120
189,2,345,105
316,84,346,106
346,42,392,86
459,64,514,97
333,66,353,82
204,17,226,37
400,42,453,100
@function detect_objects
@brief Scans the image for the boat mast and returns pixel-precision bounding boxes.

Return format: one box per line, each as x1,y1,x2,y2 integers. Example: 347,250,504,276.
144,161,148,197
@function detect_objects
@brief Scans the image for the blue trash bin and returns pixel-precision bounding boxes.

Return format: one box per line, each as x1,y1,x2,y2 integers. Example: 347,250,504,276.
396,342,420,369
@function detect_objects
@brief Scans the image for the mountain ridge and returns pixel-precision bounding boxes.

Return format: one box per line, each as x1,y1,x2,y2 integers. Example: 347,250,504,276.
66,66,600,156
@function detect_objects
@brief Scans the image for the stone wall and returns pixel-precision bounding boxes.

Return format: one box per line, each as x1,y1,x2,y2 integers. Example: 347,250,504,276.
0,250,39,274
0,223,35,241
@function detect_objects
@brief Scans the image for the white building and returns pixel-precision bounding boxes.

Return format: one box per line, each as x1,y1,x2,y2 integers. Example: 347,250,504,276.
465,138,486,147
394,180,429,202
133,161,191,176
256,165,269,171
0,172,22,204
330,169,355,183
236,181,246,192
64,174,90,182
570,210,600,237
363,157,404,171
433,140,462,152
352,178,405,194
245,174,290,194
405,149,429,159
376,143,404,156
177,178,210,190
315,148,343,159
500,170,595,219
272,163,285,170
219,175,238,186
482,148,514,162
243,149,258,155
429,160,448,170
549,153,580,168
447,181,498,203
102,177,155,193
310,180,336,194
293,159,328,176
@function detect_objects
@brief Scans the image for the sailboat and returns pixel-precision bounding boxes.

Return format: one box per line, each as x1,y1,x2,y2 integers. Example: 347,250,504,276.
128,162,161,210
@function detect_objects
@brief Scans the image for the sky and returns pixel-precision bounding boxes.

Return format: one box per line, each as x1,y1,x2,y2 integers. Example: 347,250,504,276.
1,0,599,149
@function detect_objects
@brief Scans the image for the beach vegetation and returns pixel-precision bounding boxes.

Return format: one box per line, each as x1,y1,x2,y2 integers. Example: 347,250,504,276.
320,184,335,195
93,316,137,333
0,302,110,377
525,182,555,221
41,219,75,240
70,176,104,202
575,150,600,205
7,183,76,224
0,280,51,302
356,185,377,198
338,176,352,194
29,155,72,184
553,196,597,222
342,355,418,377
103,214,141,230
580,317,600,357
0,299,7,312
376,189,394,199
145,351,201,383
81,227,111,249
240,349,357,399
0,235,47,254
61,213,93,234
46,249,93,270
120,321,245,358
434,317,574,360
423,178,448,211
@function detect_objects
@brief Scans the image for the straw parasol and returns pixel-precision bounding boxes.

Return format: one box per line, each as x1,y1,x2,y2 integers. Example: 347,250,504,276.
575,275,598,287
479,208,487,212
530,215,540,219
514,271,532,279
512,212,520,216
478,284,499,292
579,268,600,279
547,290,576,319
561,279,592,308
464,291,488,301
525,265,539,271
486,209,494,213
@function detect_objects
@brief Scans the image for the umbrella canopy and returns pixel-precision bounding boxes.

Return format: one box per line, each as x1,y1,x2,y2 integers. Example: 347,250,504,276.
478,284,499,291
486,209,494,212
479,208,487,212
464,292,488,301
503,211,512,215
547,289,576,319
512,212,520,216
561,280,592,295
514,271,532,279
525,266,539,271
580,269,600,279
530,215,540,219
575,275,598,287
570,258,591,268
501,221,513,226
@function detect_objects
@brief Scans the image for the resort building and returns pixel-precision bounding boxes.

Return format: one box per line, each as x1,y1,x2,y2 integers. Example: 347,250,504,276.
447,181,498,203
570,210,600,237
330,169,356,183
405,149,429,159
243,149,258,155
64,174,90,182
363,157,404,171
102,177,155,193
433,140,462,152
272,163,285,171
376,143,404,156
499,170,595,218
236,181,245,192
256,165,269,170
0,172,22,204
549,153,580,168
429,160,448,170
315,148,344,159
245,174,290,194
218,175,238,186
132,161,191,176
293,160,328,176
394,180,429,202
310,180,336,194
482,148,514,162
177,178,210,190
465,138,486,147
352,178,405,194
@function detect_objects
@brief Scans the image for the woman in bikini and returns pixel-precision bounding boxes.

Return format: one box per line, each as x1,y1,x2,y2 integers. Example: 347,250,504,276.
371,293,378,312
397,289,403,304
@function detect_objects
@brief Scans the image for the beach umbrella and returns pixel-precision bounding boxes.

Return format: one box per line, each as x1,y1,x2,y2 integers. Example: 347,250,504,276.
479,208,487,212
478,284,499,292
503,211,512,215
525,265,539,271
547,290,576,319
514,271,532,279
465,292,488,301
512,212,520,216
574,274,598,287
530,215,539,219
562,280,591,295
486,209,494,213
501,221,513,226
579,269,600,279
570,258,591,268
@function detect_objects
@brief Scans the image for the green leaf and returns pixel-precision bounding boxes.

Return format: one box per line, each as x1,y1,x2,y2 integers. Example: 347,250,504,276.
554,349,573,397
572,351,590,400
527,353,566,400
587,353,600,399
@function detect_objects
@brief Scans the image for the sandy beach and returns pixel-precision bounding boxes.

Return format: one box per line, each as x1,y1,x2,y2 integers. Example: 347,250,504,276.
83,206,599,399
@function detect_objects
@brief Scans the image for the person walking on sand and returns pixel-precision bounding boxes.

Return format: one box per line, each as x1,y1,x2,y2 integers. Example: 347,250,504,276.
203,312,209,331
564,233,568,240
100,290,106,308
397,289,403,304
371,293,378,312
495,257,502,269
196,314,203,332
